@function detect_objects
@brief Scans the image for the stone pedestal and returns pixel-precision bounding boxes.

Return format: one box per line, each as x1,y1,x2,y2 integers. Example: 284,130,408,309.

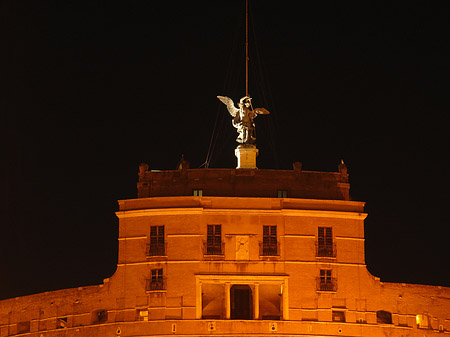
235,145,258,169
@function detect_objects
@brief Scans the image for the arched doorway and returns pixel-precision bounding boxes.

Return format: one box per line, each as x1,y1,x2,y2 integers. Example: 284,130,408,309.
230,285,253,319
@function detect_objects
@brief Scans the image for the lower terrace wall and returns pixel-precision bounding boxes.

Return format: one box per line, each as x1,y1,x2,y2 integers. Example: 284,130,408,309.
0,280,118,336
0,319,449,337
1,274,449,336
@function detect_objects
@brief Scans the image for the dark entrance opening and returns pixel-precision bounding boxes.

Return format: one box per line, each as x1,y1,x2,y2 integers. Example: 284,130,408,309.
231,285,253,319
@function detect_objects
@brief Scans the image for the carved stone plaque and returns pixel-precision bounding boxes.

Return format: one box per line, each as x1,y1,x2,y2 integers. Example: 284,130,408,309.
235,235,249,260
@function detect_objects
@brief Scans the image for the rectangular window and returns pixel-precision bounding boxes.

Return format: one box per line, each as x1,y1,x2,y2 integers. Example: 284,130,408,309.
17,322,30,334
377,310,393,324
262,225,278,256
318,269,336,291
193,189,203,196
147,268,164,291
149,225,165,256
317,227,334,257
332,311,345,322
206,225,222,255
137,309,149,321
91,310,108,324
320,269,332,283
277,190,287,198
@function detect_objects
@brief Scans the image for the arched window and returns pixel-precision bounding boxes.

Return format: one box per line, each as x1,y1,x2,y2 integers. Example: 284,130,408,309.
376,310,392,324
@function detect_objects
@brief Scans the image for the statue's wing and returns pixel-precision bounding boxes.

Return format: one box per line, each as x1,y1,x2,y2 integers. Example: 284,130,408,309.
217,96,239,117
254,108,270,115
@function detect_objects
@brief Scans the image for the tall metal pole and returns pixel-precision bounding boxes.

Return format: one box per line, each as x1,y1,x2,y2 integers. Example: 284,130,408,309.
245,0,249,97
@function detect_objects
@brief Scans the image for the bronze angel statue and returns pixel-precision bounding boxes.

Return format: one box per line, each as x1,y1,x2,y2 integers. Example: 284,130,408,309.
217,95,270,144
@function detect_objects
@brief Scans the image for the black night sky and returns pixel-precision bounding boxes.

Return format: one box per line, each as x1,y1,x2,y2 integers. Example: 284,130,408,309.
1,1,449,300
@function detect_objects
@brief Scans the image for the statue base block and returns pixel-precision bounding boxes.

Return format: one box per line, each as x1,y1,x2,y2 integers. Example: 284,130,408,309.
235,145,258,169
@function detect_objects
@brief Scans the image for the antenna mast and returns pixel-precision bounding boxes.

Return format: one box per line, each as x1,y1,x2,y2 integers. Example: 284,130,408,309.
245,0,249,97
215,0,270,169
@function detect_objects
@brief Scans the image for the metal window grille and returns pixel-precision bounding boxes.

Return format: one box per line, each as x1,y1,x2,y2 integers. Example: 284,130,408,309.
317,269,337,291
259,242,280,256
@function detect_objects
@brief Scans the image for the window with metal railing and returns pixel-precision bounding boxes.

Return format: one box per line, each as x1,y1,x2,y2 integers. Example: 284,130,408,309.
259,241,280,256
148,225,165,256
261,225,279,256
146,268,165,291
316,269,337,292
317,227,336,257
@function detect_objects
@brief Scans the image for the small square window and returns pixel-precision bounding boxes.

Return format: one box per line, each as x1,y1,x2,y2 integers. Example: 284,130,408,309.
277,190,287,198
91,310,108,324
193,189,203,196
317,269,336,291
137,309,149,321
377,310,393,324
332,311,345,322
146,269,164,291
17,321,30,334
320,269,332,283
416,314,429,329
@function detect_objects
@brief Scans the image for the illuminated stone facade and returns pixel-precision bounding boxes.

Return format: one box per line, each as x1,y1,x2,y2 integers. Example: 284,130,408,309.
1,162,449,337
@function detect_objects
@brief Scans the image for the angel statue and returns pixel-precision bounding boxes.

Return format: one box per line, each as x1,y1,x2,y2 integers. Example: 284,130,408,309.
217,95,270,144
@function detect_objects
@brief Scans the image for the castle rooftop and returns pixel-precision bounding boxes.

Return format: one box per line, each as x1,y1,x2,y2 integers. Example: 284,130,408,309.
137,161,350,201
